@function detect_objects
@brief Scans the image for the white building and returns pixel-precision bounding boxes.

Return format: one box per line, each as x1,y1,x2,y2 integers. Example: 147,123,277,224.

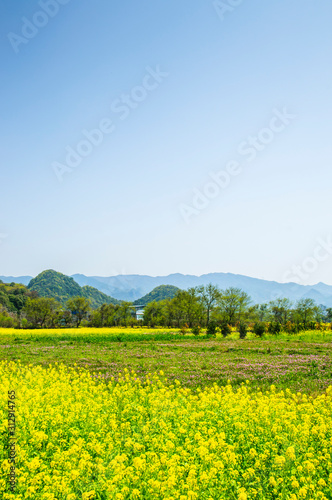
134,305,144,321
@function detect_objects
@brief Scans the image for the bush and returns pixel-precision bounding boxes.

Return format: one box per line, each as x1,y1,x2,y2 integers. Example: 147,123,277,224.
20,318,28,329
181,324,189,335
239,322,248,339
0,312,18,328
253,322,266,337
191,325,201,336
220,322,231,338
206,321,217,337
268,321,281,335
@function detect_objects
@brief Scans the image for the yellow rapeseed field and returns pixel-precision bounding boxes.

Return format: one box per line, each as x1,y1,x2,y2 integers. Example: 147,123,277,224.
0,327,178,336
1,361,332,500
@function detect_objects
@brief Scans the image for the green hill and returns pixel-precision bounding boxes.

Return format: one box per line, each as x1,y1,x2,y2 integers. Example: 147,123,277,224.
134,285,180,306
81,285,120,308
28,270,119,308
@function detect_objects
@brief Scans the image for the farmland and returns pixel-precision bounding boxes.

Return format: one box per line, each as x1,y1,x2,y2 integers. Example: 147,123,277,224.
1,328,332,499
1,328,332,394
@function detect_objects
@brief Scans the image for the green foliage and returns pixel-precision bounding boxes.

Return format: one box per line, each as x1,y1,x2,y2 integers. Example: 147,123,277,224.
173,288,205,328
0,310,18,328
134,285,180,306
143,301,166,327
214,287,251,326
239,322,248,339
81,285,119,308
0,281,34,313
89,303,119,327
23,297,62,328
28,270,118,308
268,321,281,335
66,297,91,327
0,273,329,334
253,322,266,337
191,325,200,336
28,270,81,304
293,298,318,328
196,284,221,325
269,298,292,325
219,322,232,338
206,321,217,337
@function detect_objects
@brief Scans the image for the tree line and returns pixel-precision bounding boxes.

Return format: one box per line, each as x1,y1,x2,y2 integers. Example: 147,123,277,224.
1,282,331,332
141,285,332,334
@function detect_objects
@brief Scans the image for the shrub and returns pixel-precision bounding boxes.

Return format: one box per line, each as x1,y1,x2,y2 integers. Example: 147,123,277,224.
220,322,231,338
0,312,18,328
191,325,201,336
20,318,28,329
239,322,248,339
181,324,189,335
253,322,266,337
206,321,217,337
268,321,281,335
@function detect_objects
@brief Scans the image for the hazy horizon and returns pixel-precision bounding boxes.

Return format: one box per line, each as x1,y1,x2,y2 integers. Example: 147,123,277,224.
1,268,331,289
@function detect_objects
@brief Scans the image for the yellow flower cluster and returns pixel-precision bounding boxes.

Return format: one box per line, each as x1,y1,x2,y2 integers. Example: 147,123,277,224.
0,327,179,336
1,361,332,499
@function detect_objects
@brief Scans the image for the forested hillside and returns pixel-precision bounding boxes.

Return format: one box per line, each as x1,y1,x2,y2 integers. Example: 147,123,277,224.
133,285,180,306
81,285,120,308
28,270,118,307
0,280,36,313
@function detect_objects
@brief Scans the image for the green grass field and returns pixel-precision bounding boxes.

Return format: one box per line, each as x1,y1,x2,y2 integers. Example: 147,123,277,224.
1,327,331,395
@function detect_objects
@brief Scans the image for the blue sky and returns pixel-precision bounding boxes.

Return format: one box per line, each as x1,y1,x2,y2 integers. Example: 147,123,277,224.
1,0,332,284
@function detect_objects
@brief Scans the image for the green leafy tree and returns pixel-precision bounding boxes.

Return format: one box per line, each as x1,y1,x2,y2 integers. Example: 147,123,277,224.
66,297,91,327
197,284,221,325
114,302,133,326
89,303,118,327
163,299,177,327
215,287,251,325
23,297,61,328
248,303,269,322
268,298,292,325
143,301,166,327
325,307,332,322
294,298,317,328
174,288,204,328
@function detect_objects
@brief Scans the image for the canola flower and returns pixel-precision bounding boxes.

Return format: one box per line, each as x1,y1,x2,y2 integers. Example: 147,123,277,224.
1,361,332,499
0,327,181,337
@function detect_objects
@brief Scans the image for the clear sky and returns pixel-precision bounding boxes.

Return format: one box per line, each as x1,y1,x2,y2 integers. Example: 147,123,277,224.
1,0,332,285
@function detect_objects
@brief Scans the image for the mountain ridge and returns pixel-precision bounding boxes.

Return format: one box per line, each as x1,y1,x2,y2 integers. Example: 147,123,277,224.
1,272,332,306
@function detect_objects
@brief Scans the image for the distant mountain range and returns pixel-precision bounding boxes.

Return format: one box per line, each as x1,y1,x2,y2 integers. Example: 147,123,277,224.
1,272,332,306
